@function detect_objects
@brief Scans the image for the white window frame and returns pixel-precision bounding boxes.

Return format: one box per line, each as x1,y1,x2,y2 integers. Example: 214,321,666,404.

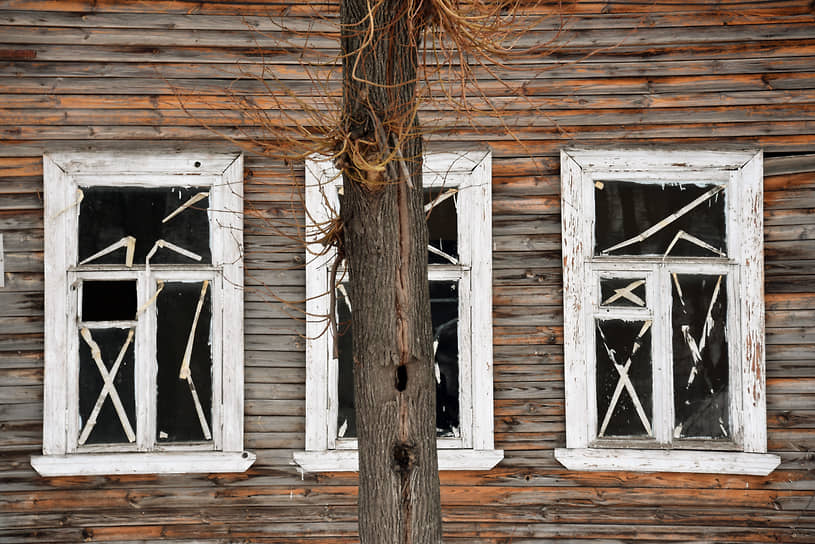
31,150,255,476
293,150,503,472
556,148,780,475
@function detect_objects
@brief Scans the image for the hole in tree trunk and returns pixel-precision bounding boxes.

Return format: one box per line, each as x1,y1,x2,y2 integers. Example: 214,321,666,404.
393,442,415,473
395,364,407,392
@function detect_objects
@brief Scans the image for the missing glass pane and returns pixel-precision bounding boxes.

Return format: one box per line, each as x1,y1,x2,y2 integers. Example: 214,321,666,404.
81,280,137,322
425,188,458,264
78,327,136,445
595,319,653,438
600,277,647,308
595,181,726,257
672,274,729,440
78,187,211,265
335,280,461,439
156,281,213,443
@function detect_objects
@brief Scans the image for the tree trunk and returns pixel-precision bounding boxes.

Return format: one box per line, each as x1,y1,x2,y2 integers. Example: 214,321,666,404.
339,1,443,543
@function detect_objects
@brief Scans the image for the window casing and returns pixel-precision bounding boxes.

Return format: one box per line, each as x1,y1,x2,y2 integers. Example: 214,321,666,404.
556,148,779,475
294,150,502,472
32,151,254,476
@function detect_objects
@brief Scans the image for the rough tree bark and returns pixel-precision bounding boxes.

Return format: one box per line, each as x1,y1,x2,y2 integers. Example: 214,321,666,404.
339,0,443,543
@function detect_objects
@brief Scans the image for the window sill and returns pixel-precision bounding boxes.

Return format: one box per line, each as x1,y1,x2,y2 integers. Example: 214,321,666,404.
293,448,504,472
31,451,256,476
554,448,780,475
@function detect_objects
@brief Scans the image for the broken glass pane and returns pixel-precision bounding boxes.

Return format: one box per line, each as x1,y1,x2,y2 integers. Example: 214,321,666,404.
600,277,647,308
425,188,458,264
156,281,213,443
594,181,726,257
78,327,136,444
78,187,211,265
81,280,137,322
335,280,461,439
431,281,460,437
595,319,653,438
672,274,729,440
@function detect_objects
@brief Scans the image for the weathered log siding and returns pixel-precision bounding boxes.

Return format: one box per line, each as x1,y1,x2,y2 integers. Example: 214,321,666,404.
1,1,815,542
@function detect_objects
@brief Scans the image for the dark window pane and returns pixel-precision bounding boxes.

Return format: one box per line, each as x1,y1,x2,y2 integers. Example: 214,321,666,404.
81,280,137,322
78,327,136,445
156,281,213,443
431,281,460,437
336,283,355,438
672,274,729,440
595,181,726,257
425,189,458,264
336,280,461,439
600,277,647,308
78,187,211,265
595,319,653,438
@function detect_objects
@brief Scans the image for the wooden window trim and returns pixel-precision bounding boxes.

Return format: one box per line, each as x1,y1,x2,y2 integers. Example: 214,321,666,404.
555,147,780,475
294,150,502,472
32,150,254,476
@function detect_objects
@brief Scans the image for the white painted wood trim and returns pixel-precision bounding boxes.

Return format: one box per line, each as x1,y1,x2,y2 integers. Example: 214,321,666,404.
468,152,495,451
46,150,241,176
736,151,767,453
304,157,337,452
43,154,75,455
554,448,780,476
31,451,256,476
217,153,245,452
562,147,758,173
560,150,590,449
293,449,503,473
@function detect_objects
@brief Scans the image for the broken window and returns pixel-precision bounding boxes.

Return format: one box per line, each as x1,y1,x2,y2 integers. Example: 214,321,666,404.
595,181,726,257
79,187,211,265
78,327,136,445
557,148,778,475
299,151,502,472
425,188,458,264
595,319,653,439
671,274,729,440
34,151,253,476
156,281,214,443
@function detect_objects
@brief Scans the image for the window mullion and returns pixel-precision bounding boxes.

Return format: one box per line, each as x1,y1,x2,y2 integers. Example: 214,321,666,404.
136,271,156,451
653,265,674,445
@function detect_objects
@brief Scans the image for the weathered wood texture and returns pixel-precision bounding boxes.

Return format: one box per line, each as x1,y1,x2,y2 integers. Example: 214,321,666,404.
1,1,815,542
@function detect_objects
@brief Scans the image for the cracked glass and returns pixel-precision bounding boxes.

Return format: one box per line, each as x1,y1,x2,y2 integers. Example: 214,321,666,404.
595,319,653,438
671,274,729,440
156,281,214,443
78,187,211,265
594,181,726,258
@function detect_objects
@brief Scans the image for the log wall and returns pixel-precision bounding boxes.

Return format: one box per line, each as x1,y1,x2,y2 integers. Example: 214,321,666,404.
1,1,815,542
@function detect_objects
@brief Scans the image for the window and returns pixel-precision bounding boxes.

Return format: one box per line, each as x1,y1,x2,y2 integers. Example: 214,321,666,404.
556,148,780,475
294,150,502,471
31,151,254,476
